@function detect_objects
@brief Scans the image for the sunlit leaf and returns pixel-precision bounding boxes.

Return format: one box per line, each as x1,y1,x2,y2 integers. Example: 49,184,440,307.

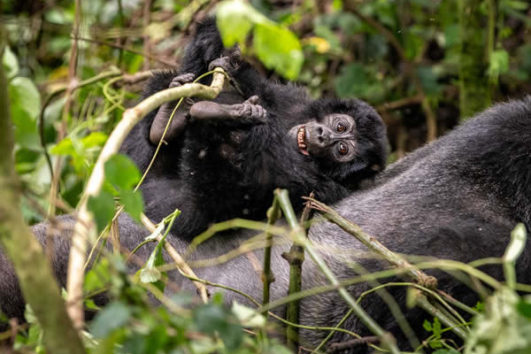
87,191,115,233
119,189,144,222
253,22,303,80
104,154,141,191
84,258,111,293
488,49,510,80
216,1,257,47
2,46,19,79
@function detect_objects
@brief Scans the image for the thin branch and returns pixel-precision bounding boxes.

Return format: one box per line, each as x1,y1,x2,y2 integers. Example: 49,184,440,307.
306,197,437,288
73,35,177,67
376,94,424,112
262,197,281,313
277,190,311,348
327,336,379,353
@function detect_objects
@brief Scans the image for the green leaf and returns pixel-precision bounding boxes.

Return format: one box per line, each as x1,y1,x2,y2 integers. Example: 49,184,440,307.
87,191,115,233
8,77,41,150
84,258,111,293
488,49,510,79
516,298,531,319
104,154,141,191
433,350,460,354
253,22,303,80
193,303,243,350
90,301,131,338
334,63,368,98
504,223,527,288
139,241,164,284
504,223,527,263
423,319,433,331
9,77,41,119
139,266,161,284
465,288,531,354
119,189,144,222
231,302,266,328
50,138,75,155
3,46,19,79
216,1,257,47
82,132,108,148
139,226,167,292
417,66,442,96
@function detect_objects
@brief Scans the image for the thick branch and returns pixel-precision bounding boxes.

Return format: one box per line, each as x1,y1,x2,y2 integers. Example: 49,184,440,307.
66,68,227,329
0,39,84,353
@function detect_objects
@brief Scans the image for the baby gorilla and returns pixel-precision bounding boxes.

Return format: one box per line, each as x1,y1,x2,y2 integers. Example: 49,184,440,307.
122,19,388,239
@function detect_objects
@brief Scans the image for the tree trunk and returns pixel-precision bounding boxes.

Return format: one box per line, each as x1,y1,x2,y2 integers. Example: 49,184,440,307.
0,34,84,354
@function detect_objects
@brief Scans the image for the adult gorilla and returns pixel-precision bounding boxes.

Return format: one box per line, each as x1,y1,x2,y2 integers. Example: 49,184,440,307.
170,96,531,350
1,97,530,352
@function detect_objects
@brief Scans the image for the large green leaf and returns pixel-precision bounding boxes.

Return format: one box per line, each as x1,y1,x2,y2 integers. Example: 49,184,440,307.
104,154,141,191
8,77,41,150
253,22,303,80
216,0,303,80
87,191,115,233
216,1,258,47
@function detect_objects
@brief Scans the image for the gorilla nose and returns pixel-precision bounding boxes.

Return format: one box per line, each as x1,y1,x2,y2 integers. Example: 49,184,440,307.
316,127,330,146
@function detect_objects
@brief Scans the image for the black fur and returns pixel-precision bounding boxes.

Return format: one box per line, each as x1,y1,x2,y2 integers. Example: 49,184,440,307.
121,19,388,240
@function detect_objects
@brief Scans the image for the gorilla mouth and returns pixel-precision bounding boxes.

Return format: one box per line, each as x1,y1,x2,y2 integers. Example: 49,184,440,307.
297,126,310,156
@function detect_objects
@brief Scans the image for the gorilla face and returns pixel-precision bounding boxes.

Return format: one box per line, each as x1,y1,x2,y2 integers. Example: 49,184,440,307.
289,113,358,163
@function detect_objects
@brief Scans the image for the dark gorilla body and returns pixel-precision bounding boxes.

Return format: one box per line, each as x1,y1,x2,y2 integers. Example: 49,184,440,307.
2,97,530,352
120,19,388,240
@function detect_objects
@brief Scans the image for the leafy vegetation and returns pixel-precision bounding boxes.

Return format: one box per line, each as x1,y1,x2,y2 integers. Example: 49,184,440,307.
1,0,530,353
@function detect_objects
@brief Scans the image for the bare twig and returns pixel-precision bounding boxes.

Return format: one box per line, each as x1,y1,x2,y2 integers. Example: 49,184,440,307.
327,336,379,353
73,35,177,67
278,190,314,348
262,197,281,312
376,94,424,112
142,0,152,70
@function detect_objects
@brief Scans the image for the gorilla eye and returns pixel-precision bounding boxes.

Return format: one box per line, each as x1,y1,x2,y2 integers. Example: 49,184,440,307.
337,142,349,155
336,123,346,133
